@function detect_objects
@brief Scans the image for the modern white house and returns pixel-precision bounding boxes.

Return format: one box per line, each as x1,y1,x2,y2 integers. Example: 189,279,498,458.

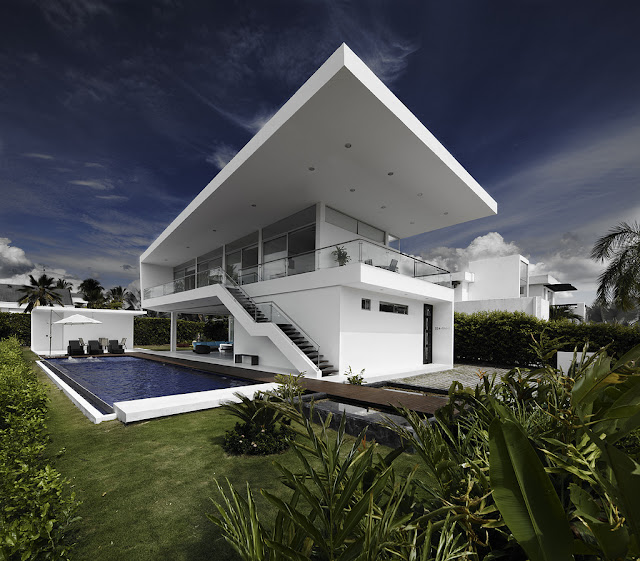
451,254,584,320
139,44,498,381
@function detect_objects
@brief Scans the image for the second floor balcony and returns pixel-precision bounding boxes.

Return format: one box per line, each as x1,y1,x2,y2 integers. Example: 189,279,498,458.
143,238,449,300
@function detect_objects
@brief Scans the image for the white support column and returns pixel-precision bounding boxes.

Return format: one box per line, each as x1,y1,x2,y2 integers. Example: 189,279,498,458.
170,312,177,353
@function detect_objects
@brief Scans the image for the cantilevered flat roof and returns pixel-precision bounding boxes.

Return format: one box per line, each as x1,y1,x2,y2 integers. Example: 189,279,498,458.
142,44,497,266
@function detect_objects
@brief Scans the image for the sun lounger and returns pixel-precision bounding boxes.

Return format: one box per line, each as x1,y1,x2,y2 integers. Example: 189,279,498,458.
87,340,103,355
108,340,125,354
67,340,85,356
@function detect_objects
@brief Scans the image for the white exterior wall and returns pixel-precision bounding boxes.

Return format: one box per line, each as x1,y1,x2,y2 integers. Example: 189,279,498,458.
455,296,549,320
31,308,145,355
233,321,297,372
467,254,525,300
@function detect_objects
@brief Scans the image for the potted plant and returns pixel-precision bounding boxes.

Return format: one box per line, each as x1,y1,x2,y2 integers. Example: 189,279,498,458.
331,245,351,266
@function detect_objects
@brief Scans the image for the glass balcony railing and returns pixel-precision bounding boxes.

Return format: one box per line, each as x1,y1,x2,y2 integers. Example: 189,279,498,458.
143,238,449,299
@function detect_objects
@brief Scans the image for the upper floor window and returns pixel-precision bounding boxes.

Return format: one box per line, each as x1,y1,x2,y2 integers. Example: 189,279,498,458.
325,207,385,243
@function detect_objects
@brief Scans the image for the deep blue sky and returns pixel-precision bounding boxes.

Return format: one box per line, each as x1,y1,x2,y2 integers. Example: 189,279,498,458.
1,0,639,306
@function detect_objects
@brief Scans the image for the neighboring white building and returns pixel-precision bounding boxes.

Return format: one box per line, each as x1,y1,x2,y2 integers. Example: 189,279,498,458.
31,307,146,355
451,254,584,320
139,44,498,381
0,283,75,313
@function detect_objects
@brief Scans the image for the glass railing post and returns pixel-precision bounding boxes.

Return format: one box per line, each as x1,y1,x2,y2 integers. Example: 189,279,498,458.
358,241,362,262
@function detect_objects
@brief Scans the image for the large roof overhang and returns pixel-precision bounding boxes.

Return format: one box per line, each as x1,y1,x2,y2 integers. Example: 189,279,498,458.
142,44,497,266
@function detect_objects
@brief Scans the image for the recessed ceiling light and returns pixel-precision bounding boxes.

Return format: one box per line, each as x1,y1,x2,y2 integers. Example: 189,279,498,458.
417,193,423,197
212,229,217,232
308,166,315,171
349,188,356,192
387,172,394,176
410,221,415,225
443,211,449,215
344,143,352,148
251,204,257,207
381,205,386,209
186,246,190,249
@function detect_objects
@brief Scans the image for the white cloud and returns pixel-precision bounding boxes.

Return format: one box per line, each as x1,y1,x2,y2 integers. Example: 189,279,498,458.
96,194,128,201
0,238,34,277
22,152,55,160
69,179,113,190
206,143,238,170
421,232,521,272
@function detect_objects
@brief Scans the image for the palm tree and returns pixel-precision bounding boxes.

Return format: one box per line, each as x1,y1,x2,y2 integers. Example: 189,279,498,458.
55,278,73,289
549,304,582,322
18,274,63,313
591,221,640,311
124,288,141,310
78,278,105,308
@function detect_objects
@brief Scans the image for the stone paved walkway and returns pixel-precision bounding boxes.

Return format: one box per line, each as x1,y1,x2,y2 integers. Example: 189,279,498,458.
398,364,514,391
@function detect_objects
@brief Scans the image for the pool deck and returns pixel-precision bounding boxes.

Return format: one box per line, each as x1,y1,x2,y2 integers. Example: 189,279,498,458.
129,351,447,416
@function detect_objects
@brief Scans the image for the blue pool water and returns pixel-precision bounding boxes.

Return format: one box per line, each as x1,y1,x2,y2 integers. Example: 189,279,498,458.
47,356,253,406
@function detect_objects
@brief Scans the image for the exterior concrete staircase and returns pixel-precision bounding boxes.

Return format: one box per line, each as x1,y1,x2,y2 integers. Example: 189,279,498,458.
225,284,339,377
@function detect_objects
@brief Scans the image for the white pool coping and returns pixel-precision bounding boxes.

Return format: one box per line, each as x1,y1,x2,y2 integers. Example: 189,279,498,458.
37,360,117,424
113,383,278,423
38,359,277,424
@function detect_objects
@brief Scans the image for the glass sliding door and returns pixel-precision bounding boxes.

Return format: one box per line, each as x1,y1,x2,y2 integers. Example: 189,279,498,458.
263,235,287,280
287,225,315,276
240,244,259,285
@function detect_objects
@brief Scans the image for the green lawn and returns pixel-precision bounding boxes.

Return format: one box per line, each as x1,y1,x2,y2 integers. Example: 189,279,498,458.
29,349,422,560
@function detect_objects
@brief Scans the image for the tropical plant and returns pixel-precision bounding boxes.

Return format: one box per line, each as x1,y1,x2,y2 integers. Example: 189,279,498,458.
17,273,63,312
549,304,582,322
105,285,128,309
591,220,640,311
221,392,293,455
331,245,350,266
78,278,104,308
55,278,72,289
345,366,365,385
123,287,141,310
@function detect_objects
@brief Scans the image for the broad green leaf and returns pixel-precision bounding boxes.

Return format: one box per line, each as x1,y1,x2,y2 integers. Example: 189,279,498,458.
489,417,573,561
570,484,629,560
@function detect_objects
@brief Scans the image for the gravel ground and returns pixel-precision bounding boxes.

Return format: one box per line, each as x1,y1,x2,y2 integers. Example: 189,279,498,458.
398,364,514,390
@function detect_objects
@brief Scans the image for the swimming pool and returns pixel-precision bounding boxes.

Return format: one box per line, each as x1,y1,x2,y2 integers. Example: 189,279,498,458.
46,356,254,407
40,355,277,423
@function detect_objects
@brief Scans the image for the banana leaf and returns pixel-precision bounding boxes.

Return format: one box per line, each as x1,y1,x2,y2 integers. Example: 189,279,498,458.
489,417,573,561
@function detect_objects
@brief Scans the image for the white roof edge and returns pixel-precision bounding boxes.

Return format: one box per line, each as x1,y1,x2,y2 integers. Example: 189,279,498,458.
141,45,350,262
31,308,147,315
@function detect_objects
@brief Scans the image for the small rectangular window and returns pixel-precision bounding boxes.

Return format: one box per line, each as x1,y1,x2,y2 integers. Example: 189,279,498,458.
379,301,408,315
361,298,371,311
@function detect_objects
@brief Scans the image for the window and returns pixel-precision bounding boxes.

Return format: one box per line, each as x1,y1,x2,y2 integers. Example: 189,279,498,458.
326,207,385,243
379,301,408,315
361,298,371,311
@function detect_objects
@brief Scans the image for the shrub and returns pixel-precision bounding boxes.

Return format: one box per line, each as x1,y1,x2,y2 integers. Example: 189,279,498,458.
0,312,31,346
133,317,204,345
454,311,640,366
0,337,79,560
221,392,294,456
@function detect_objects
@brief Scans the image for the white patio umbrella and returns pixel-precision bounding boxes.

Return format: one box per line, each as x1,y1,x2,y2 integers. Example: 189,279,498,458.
53,314,102,355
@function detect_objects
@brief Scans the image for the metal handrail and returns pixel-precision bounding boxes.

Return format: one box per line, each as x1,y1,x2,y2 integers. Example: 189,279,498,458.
254,301,321,366
143,238,449,298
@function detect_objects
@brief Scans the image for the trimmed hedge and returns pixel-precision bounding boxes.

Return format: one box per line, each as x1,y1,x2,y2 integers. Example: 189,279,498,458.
133,317,205,346
0,337,79,559
454,311,640,366
0,312,30,346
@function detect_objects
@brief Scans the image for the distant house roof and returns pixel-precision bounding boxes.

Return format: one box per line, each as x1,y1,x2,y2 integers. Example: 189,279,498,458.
0,283,74,306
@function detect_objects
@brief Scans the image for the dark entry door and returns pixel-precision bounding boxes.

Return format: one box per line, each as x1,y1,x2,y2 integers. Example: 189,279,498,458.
423,304,433,364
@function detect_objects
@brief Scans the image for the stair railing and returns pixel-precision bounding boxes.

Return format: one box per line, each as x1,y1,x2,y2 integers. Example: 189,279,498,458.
216,268,322,369
254,302,321,367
